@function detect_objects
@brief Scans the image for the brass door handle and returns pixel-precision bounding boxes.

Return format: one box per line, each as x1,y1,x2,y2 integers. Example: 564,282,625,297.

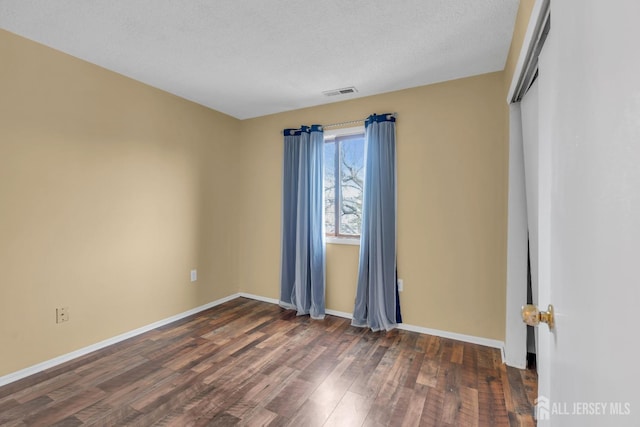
521,304,554,329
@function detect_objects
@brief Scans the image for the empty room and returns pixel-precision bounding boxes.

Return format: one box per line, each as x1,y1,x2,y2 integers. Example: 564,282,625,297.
1,0,639,426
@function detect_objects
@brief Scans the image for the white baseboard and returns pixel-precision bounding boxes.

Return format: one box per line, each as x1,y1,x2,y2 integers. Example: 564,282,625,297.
1,292,506,387
237,292,279,305
396,323,505,352
238,294,353,321
504,356,526,370
0,293,241,387
239,293,505,355
325,308,353,319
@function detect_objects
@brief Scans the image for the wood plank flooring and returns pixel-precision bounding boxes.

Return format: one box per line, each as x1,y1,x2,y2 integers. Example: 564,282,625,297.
0,298,537,426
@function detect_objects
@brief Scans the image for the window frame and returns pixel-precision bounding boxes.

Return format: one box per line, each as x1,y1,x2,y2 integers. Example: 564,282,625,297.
323,125,365,244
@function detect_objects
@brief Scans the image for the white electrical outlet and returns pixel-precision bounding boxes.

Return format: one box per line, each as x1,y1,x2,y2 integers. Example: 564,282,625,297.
397,279,404,292
190,269,197,282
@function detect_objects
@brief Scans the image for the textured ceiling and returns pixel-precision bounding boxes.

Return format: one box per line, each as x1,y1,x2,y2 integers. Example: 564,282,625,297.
0,0,519,119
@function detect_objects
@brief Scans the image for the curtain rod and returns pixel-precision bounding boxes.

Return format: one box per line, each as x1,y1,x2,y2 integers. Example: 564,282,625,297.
281,113,398,135
323,118,364,129
323,112,397,129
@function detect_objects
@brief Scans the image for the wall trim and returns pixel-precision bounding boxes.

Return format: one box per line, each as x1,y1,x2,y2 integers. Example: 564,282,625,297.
1,292,505,387
0,293,241,387
236,294,354,323
396,322,504,352
325,308,353,319
239,293,505,355
237,292,278,305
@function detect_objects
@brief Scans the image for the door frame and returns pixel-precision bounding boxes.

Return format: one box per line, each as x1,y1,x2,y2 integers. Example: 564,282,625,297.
503,0,550,368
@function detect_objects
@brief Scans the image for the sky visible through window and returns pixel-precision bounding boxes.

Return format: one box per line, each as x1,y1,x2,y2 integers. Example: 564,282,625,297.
324,134,364,237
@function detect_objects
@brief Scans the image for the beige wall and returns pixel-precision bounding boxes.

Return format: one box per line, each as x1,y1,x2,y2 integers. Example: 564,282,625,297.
0,30,241,376
236,0,539,341
238,72,508,340
1,0,538,377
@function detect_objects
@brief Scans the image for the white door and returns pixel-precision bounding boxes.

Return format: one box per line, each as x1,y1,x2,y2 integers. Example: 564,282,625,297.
532,1,640,425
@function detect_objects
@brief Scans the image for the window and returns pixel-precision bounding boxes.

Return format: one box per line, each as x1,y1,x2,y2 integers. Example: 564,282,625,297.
324,127,365,240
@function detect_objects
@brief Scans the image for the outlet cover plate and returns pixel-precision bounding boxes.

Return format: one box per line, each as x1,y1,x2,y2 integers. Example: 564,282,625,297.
56,307,69,323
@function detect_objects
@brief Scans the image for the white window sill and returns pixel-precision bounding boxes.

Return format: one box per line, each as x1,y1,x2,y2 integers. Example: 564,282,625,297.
326,236,360,246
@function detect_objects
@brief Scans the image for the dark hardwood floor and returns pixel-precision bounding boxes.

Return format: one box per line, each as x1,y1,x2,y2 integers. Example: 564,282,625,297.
0,297,537,426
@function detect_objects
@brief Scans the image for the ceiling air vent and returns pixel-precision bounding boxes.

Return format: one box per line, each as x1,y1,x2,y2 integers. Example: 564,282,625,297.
322,87,358,97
